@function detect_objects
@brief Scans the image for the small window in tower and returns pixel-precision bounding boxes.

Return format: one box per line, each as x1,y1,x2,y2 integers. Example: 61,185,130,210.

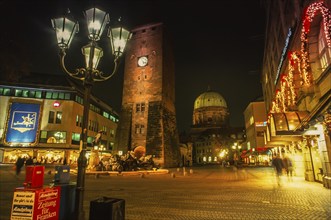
136,103,141,112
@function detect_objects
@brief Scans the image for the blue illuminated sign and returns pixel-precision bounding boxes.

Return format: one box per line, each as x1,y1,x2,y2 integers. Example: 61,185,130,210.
5,102,41,144
275,28,293,85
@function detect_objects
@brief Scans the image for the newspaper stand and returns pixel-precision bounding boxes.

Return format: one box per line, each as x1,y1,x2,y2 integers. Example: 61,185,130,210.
10,165,61,220
53,165,76,220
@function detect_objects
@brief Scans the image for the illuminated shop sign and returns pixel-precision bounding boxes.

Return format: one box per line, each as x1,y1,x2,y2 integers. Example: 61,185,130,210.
53,101,60,107
5,102,41,145
275,28,293,85
255,121,267,127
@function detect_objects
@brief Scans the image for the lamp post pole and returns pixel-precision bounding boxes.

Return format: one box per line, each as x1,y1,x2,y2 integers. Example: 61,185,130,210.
75,79,92,220
52,8,131,220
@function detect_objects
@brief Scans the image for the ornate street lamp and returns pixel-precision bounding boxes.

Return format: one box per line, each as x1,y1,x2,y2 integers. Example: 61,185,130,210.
51,8,131,220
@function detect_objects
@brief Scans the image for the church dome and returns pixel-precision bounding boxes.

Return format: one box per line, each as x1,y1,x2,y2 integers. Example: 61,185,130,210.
194,90,227,110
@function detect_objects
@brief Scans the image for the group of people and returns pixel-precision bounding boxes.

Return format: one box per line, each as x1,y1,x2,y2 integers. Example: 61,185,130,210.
14,155,68,177
272,154,294,186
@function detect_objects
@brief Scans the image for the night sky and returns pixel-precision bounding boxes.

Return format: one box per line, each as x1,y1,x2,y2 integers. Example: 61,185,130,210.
1,0,266,133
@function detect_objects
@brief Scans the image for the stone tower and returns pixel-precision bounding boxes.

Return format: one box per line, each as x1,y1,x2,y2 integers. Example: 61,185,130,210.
115,23,180,167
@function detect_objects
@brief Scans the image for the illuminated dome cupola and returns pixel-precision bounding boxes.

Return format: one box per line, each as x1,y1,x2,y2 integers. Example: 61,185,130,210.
193,87,229,127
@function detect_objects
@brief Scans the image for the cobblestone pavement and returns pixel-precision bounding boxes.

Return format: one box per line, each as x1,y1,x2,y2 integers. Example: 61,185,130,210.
1,165,330,220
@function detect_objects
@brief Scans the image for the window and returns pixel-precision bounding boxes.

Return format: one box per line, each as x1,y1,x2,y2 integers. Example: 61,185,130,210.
75,95,83,104
136,102,145,113
46,92,52,99
135,124,145,134
48,111,55,123
3,88,11,96
56,112,62,124
39,131,66,143
15,89,22,97
35,91,42,98
76,115,82,127
318,23,330,71
49,111,62,124
22,90,29,97
71,133,80,145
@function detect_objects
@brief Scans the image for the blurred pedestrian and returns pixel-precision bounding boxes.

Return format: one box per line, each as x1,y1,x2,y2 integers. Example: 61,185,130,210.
283,155,294,182
15,156,25,177
25,156,33,166
272,154,284,186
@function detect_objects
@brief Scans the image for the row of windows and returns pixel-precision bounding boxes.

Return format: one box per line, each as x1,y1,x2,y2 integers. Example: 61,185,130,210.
0,87,118,123
195,142,212,147
196,148,212,154
0,88,72,100
40,130,114,149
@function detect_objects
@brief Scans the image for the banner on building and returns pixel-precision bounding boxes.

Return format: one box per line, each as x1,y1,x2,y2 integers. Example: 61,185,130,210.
5,102,41,145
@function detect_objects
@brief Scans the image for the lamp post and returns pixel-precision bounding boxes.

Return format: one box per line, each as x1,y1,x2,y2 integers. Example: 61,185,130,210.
51,8,131,220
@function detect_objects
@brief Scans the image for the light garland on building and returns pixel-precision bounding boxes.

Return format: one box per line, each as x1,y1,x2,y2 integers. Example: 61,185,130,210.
301,2,331,86
271,2,331,114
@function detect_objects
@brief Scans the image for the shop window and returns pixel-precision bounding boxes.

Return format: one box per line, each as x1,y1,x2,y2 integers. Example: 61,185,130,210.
39,131,66,143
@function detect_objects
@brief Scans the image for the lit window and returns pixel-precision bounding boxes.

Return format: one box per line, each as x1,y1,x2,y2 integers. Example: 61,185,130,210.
15,89,22,97
56,112,62,124
249,116,254,125
40,131,66,143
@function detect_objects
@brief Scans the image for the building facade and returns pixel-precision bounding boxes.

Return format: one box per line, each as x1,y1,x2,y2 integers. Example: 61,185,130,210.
243,101,270,165
262,0,331,187
114,23,180,168
0,74,118,165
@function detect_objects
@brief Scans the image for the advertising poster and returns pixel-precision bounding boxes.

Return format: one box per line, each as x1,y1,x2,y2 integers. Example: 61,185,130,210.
11,191,35,220
34,187,61,220
5,102,41,144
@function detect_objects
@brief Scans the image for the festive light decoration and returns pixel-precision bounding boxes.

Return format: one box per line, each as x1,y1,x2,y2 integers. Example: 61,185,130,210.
301,2,331,86
270,2,331,114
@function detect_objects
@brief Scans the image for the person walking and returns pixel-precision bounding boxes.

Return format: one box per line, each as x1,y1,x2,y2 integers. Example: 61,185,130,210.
283,155,294,182
272,154,284,186
25,156,33,166
15,156,25,177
